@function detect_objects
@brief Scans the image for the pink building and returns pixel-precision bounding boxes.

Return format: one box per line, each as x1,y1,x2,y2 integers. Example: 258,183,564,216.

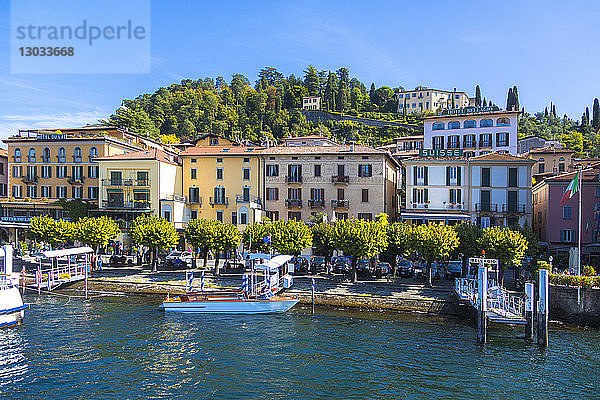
532,164,600,266
0,149,7,197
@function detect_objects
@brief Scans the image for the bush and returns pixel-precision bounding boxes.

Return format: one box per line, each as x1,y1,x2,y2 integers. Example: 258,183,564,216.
582,265,596,276
549,273,600,288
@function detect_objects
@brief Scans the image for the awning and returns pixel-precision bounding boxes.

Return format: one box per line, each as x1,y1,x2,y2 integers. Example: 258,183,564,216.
254,255,293,271
37,246,94,258
400,212,471,220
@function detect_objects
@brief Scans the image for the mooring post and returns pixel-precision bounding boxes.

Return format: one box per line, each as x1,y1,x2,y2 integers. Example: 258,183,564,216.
477,265,487,344
311,277,315,314
525,282,534,340
537,269,549,347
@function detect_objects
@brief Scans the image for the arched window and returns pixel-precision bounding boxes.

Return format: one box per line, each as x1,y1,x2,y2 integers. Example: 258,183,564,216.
43,147,51,162
480,119,493,127
89,147,98,159
464,120,476,128
496,117,510,126
28,148,36,163
74,147,82,162
448,121,460,129
14,148,21,163
538,158,545,162
432,122,445,131
559,157,565,162
58,147,66,162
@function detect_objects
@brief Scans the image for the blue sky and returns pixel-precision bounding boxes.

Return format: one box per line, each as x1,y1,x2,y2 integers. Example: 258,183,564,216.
0,0,599,141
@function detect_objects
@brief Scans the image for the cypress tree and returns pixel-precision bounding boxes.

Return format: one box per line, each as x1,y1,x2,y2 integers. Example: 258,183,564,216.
512,86,519,111
586,107,590,125
592,98,600,129
552,104,556,118
475,85,482,107
506,88,513,111
483,98,487,107
544,107,548,117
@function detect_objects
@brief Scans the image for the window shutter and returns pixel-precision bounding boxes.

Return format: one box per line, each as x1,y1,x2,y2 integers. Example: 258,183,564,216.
275,188,279,201
412,188,417,203
424,167,428,186
424,188,429,203
457,167,461,186
358,165,362,177
413,166,417,185
446,166,451,186
457,189,462,204
71,166,76,178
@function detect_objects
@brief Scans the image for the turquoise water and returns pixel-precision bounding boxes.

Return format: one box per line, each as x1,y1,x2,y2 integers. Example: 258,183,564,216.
0,294,598,399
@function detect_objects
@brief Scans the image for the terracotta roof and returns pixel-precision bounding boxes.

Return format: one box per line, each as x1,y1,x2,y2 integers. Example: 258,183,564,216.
527,146,573,154
545,167,600,182
96,148,179,165
262,144,388,155
180,146,265,156
0,148,7,158
469,153,535,163
422,110,520,119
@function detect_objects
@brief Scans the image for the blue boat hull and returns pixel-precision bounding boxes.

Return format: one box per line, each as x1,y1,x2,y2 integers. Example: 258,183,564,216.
160,298,299,314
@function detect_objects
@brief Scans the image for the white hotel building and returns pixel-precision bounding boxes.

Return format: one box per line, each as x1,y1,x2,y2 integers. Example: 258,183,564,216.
423,107,520,157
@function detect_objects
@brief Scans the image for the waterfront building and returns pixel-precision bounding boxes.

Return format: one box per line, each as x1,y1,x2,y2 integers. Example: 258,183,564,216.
518,135,562,154
532,165,600,265
0,149,8,198
302,96,321,110
170,133,243,152
526,145,574,179
401,152,534,228
396,87,471,114
422,106,520,157
93,149,185,236
179,145,265,226
263,142,400,222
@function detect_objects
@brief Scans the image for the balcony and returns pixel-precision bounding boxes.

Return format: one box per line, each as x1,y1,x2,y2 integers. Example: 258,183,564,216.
285,199,302,208
332,175,349,184
188,196,202,206
57,156,66,163
101,178,151,187
463,141,476,149
22,175,38,184
68,176,85,185
162,193,188,203
236,194,262,208
331,199,349,209
474,203,527,213
480,141,492,148
412,203,429,209
286,175,303,184
445,203,463,210
308,199,325,209
209,196,229,206
102,200,152,210
13,157,21,163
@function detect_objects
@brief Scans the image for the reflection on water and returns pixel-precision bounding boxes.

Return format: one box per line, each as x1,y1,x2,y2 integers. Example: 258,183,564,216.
0,294,599,399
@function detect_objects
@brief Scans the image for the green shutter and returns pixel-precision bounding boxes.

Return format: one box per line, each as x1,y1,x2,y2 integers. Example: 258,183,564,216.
446,166,451,186
424,167,428,186
413,166,417,185
457,167,461,186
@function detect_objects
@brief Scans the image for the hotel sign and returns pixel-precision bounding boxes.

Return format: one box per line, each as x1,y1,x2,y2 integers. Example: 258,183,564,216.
419,149,463,157
37,133,67,140
440,106,499,116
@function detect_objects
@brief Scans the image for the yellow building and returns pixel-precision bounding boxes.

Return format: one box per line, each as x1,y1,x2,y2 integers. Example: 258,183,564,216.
180,145,264,226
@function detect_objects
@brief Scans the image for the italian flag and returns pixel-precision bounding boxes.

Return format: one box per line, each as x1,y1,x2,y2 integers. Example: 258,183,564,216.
559,171,580,205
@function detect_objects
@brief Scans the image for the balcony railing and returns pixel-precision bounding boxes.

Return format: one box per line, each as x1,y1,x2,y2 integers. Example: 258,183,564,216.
57,156,66,163
209,196,228,206
41,157,51,163
68,176,85,185
445,203,463,210
285,199,302,208
332,175,349,184
22,175,38,184
236,194,262,206
13,157,21,163
498,141,509,147
162,193,188,203
463,141,476,149
286,175,303,183
188,196,202,205
412,203,429,209
102,200,152,210
331,199,349,209
474,203,527,213
101,178,151,187
308,199,325,208
28,156,36,163
480,141,492,147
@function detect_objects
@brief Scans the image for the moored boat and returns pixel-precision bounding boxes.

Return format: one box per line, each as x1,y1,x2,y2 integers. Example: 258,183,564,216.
0,245,26,328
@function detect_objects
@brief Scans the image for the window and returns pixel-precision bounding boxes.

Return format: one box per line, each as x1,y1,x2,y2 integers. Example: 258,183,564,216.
210,138,219,145
88,186,98,199
28,148,36,163
480,119,493,127
0,163,3,176
358,213,373,220
240,211,248,225
189,187,200,204
231,212,237,225
563,206,573,220
358,164,372,177
432,122,445,131
446,166,461,186
266,188,279,201
13,148,21,163
538,160,545,174
88,166,98,179
213,187,226,204
448,121,460,129
191,158,197,163
497,118,510,126
243,157,250,163
42,147,51,162
480,217,491,230
496,132,508,147
362,189,369,203
433,136,444,150
72,166,84,180
41,166,52,178
288,212,301,221
464,120,476,128
89,147,98,159
559,158,565,172
266,211,279,221
72,186,82,199
335,212,348,220
413,166,428,186
560,229,574,242
481,168,491,187
311,188,324,200
242,186,250,201
216,158,223,163
27,185,37,198
191,168,197,179
288,187,301,200
266,165,279,177
480,134,492,147
508,191,518,212
216,167,223,180
449,188,462,204
508,168,518,187
191,210,198,220
412,188,428,204
337,188,345,201
595,186,600,197
73,147,82,162
288,165,302,182
480,190,491,211
314,164,321,177
463,135,476,148
12,165,22,178
164,210,171,223
39,185,49,198
538,211,542,223
58,147,66,163
216,210,223,222
448,135,460,149
243,167,250,180
12,185,22,198
27,165,37,180
57,186,67,199
57,166,67,179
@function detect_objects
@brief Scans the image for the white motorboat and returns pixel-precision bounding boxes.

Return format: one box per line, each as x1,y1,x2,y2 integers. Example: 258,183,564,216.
0,245,26,328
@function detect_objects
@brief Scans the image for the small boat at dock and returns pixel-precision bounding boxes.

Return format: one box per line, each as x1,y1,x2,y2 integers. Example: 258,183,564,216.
160,290,298,314
0,245,26,328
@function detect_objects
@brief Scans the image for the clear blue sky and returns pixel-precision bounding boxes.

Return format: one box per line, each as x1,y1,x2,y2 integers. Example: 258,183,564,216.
0,0,599,140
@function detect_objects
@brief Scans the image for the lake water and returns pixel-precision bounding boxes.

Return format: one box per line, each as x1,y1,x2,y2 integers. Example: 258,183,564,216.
0,294,598,399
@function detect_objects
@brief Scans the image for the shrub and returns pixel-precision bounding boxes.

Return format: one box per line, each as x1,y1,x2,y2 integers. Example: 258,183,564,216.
582,265,596,276
549,273,600,288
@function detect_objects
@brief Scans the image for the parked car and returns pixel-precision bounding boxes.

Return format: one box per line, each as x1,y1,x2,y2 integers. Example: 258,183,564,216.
397,259,413,277
291,256,309,275
223,259,245,272
165,251,193,269
310,256,326,273
374,261,391,278
356,258,374,278
414,261,439,280
446,261,463,279
332,256,351,274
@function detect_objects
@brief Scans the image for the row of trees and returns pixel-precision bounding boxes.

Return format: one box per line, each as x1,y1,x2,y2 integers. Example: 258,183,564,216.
29,215,120,251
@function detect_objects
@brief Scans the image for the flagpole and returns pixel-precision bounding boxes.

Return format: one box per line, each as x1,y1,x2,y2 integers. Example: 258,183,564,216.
578,166,582,306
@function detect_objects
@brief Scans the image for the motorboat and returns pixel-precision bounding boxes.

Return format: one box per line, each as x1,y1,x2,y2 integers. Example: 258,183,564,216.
1,245,26,328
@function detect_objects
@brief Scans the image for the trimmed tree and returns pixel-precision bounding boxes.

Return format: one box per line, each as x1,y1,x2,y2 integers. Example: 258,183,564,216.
29,216,75,249
242,222,272,253
131,215,179,272
332,219,388,282
451,222,482,275
311,222,335,273
383,222,412,276
479,226,528,284
212,222,242,275
270,219,313,256
185,218,219,268
409,224,459,287
76,216,120,253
